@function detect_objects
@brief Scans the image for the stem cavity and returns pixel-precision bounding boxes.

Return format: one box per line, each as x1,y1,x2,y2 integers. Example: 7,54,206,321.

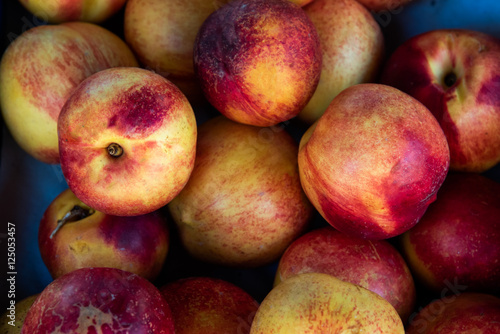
443,72,457,88
107,143,124,158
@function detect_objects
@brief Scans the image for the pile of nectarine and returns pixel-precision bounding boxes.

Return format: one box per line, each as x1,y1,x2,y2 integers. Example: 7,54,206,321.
1,0,499,332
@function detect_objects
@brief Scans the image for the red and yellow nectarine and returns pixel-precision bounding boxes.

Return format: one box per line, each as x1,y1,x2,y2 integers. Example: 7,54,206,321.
58,67,197,216
168,116,312,267
194,0,322,127
298,83,450,240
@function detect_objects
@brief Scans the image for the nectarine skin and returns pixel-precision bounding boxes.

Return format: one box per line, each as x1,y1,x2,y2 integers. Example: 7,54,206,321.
381,29,500,172
299,0,385,123
168,116,313,267
38,188,170,281
160,277,260,334
194,0,322,127
21,267,175,333
0,22,138,164
250,273,405,333
58,67,197,216
275,226,416,322
407,293,500,334
298,84,450,240
18,0,127,23
401,173,500,294
123,0,232,104
289,0,313,6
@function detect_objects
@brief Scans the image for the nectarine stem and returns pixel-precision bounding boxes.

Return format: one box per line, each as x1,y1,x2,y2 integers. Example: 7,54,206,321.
49,205,95,239
107,143,124,158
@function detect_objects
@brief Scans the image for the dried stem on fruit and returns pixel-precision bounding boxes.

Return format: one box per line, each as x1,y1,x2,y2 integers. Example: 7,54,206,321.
49,205,95,239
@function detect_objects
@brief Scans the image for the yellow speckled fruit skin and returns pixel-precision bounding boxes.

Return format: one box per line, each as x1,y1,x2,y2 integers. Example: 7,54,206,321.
298,0,385,124
168,116,313,268
0,22,138,164
250,272,405,333
18,0,127,23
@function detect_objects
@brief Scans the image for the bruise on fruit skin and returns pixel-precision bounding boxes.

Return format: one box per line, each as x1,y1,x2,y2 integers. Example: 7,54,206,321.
37,193,97,279
108,84,174,139
59,68,181,142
